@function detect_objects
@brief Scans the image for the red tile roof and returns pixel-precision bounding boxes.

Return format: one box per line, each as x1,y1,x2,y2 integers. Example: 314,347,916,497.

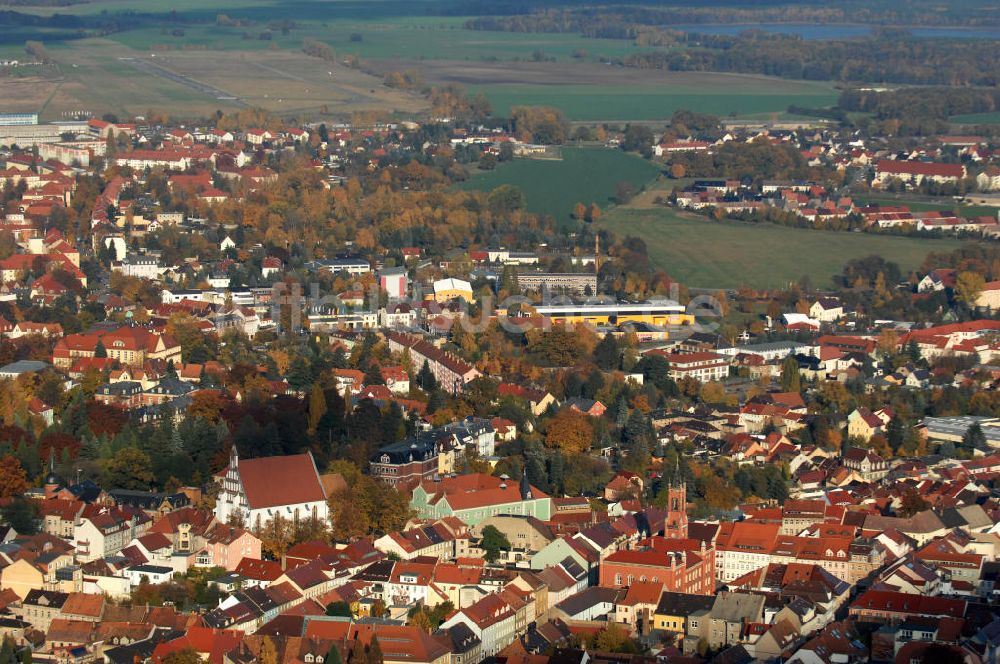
237,452,326,510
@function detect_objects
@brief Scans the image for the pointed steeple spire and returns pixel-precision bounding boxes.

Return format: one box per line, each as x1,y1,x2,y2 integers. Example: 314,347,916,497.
670,454,681,487
44,447,63,490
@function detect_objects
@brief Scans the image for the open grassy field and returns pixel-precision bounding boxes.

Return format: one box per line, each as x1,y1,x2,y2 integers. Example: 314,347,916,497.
473,83,838,121
368,60,838,122
460,147,662,221
950,111,1000,124
0,36,427,120
598,208,966,289
135,50,427,117
102,20,653,61
0,0,844,122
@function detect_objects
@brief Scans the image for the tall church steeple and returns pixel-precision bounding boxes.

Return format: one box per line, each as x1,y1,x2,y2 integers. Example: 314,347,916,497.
665,458,688,538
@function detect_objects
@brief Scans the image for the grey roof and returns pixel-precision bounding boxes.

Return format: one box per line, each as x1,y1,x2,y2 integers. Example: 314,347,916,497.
129,564,173,574
103,628,184,664
0,360,49,375
109,490,190,511
23,589,68,608
921,416,1000,443
98,381,142,396
559,557,587,580
710,592,766,622
940,505,992,530
655,591,715,617
442,622,480,654
554,587,620,618
863,510,946,535
710,644,754,664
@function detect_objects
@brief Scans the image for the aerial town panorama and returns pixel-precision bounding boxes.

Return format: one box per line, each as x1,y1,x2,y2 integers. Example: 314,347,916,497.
1,2,1000,664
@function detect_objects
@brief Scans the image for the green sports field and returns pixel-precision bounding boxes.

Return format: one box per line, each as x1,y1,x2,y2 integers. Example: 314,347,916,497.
460,147,662,221
598,208,966,289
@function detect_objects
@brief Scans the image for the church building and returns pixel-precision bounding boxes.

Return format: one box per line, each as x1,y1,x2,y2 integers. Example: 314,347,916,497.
214,447,329,529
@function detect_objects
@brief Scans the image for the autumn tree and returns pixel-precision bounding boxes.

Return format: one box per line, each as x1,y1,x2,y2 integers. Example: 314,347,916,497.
594,622,639,653
585,203,601,223
188,390,230,422
544,408,594,454
0,455,29,499
104,447,154,490
161,650,203,664
510,106,569,144
308,383,327,434
409,608,433,633
876,329,899,358
257,514,297,559
327,470,413,541
955,271,985,308
699,381,726,405
259,636,278,664
899,490,930,517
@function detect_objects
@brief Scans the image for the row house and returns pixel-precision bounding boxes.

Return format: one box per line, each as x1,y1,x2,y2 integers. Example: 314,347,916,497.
73,505,152,562
841,447,889,482
440,593,517,659
52,327,181,369
384,561,438,607
656,350,731,383
848,589,966,623
914,539,985,589
373,518,471,561
599,536,716,595
409,473,552,527
874,160,966,186
203,581,303,633
0,534,80,600
114,148,214,171
386,332,480,394
430,561,489,609
348,623,452,664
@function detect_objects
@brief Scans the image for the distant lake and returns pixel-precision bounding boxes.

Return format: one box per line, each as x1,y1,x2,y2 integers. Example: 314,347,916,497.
671,23,1000,40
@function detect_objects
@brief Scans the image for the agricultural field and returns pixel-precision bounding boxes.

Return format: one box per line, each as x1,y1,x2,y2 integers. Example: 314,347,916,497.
950,111,1000,124
471,82,838,122
1,0,842,122
1,36,427,120
102,19,652,62
597,208,966,289
371,60,838,121
460,147,662,221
